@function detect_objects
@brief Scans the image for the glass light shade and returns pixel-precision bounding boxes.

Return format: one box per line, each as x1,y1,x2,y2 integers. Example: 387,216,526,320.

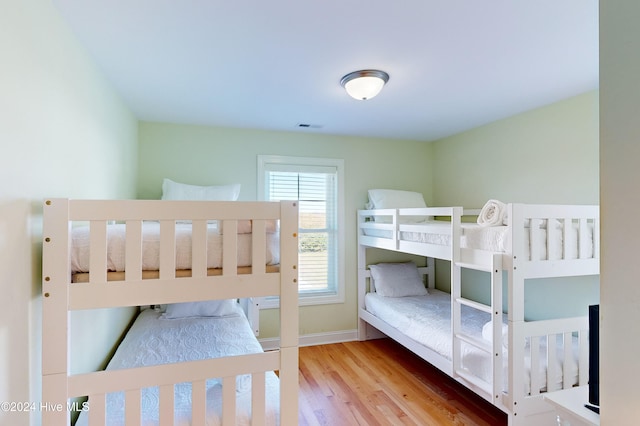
341,70,389,100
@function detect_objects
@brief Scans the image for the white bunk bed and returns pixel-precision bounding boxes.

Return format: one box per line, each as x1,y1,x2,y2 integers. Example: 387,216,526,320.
41,198,299,425
357,197,599,426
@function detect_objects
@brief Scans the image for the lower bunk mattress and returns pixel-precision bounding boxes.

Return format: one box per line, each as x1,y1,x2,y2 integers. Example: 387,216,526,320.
75,306,280,426
364,289,579,395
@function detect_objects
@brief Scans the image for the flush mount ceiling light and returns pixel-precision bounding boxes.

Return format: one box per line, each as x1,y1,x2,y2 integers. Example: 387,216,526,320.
340,69,389,100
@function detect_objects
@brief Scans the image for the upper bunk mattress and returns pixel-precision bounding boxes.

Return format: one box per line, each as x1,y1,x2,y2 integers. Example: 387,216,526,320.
75,307,280,426
71,222,280,273
363,220,594,260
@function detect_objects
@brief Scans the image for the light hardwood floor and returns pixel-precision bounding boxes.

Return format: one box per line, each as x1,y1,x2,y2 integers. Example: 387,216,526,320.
298,339,507,426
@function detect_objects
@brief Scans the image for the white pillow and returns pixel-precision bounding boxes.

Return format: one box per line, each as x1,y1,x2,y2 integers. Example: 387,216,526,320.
161,178,241,201
367,189,428,223
367,189,427,209
368,261,428,297
162,299,240,319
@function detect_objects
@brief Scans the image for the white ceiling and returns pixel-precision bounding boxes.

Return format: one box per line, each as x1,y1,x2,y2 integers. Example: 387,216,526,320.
53,0,599,142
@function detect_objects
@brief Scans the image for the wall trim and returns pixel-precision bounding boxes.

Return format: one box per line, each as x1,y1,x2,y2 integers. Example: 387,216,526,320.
259,329,358,351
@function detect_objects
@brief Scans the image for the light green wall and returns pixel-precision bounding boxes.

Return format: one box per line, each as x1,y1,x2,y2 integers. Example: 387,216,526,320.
138,92,600,329
0,1,605,421
0,2,137,424
138,122,434,337
431,91,600,319
600,1,640,421
432,91,599,207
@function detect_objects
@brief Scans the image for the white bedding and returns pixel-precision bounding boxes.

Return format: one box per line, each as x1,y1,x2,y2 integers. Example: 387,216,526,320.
75,308,280,426
363,220,594,260
365,290,488,360
362,222,452,246
364,290,579,394
71,222,280,273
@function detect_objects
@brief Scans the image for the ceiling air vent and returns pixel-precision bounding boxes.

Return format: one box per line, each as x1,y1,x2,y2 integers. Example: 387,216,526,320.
297,123,323,129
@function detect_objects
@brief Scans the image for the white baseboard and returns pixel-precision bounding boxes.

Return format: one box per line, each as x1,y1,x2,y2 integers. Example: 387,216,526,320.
259,329,358,351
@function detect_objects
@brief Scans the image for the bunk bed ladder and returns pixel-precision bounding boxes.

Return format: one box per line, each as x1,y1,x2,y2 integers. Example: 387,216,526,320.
452,253,503,406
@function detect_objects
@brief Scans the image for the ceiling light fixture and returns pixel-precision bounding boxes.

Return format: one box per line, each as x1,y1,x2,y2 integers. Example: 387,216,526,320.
340,69,389,100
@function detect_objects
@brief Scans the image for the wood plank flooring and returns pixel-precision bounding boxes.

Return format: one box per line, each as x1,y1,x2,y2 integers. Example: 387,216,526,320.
298,339,507,426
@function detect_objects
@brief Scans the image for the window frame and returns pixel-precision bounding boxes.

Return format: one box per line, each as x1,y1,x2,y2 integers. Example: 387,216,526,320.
257,154,345,308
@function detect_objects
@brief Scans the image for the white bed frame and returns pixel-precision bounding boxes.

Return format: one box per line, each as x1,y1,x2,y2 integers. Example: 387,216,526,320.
357,204,599,426
41,198,299,425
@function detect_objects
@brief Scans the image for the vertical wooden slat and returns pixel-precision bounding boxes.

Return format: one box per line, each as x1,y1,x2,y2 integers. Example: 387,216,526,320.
490,253,503,404
192,380,207,425
159,384,174,426
449,207,461,382
252,220,267,274
529,218,541,261
546,335,558,392
159,220,176,280
546,217,557,261
393,209,399,250
191,220,208,278
509,204,525,321
357,211,369,341
451,207,462,381
222,220,238,276
279,201,299,425
562,218,571,260
507,203,525,415
41,372,70,425
125,389,141,425
88,393,106,426
529,336,541,396
578,218,588,259
279,201,299,349
89,220,108,283
248,298,260,336
279,346,299,426
563,332,573,388
125,220,143,281
426,256,436,289
221,376,236,426
251,373,266,426
42,198,71,425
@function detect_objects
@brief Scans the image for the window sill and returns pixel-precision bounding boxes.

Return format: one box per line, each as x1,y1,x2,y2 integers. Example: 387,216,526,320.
258,291,344,309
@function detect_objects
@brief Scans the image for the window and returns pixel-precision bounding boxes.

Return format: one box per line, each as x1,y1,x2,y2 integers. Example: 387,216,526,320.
258,155,344,306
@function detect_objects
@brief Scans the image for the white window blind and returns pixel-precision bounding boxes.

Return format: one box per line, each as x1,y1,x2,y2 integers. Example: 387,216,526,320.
258,155,344,306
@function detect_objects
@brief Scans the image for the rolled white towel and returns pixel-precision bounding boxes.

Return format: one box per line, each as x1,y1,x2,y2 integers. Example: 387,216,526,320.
477,199,507,227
